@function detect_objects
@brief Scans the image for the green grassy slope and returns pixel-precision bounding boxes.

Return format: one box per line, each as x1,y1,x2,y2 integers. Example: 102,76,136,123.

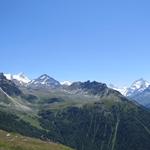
0,130,73,150
39,98,150,150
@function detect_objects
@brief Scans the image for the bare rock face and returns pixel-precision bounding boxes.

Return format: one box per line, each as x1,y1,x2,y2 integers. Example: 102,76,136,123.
0,73,22,96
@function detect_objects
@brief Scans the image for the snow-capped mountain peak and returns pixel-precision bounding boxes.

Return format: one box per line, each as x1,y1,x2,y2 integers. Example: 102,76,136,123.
126,78,150,96
130,78,150,90
28,74,61,88
60,81,72,86
109,84,128,96
4,74,13,80
39,74,49,80
37,74,60,85
38,74,52,84
4,73,31,84
110,78,150,97
13,73,31,83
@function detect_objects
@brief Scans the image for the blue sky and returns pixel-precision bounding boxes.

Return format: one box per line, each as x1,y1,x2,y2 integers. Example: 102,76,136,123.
0,0,150,86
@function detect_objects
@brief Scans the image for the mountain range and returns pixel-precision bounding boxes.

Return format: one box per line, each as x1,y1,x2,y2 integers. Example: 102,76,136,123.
109,78,150,96
109,78,150,107
4,73,150,107
4,72,150,93
0,72,150,150
4,73,71,87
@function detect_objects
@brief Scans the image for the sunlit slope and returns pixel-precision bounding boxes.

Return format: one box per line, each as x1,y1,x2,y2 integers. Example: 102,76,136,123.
0,130,73,150
39,97,150,150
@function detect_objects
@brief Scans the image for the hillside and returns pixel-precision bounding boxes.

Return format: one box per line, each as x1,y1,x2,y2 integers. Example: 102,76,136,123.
39,97,150,150
0,75,150,150
0,130,73,150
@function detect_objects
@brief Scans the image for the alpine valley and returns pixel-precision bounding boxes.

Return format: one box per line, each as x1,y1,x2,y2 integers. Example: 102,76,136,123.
1,72,150,150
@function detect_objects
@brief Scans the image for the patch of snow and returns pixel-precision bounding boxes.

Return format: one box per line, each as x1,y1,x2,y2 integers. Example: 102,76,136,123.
60,81,72,86
109,84,128,96
39,75,47,80
13,72,31,83
4,73,31,84
127,78,150,96
4,74,13,80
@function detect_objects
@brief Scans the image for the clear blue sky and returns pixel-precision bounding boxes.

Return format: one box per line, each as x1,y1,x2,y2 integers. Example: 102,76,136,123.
0,0,150,86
